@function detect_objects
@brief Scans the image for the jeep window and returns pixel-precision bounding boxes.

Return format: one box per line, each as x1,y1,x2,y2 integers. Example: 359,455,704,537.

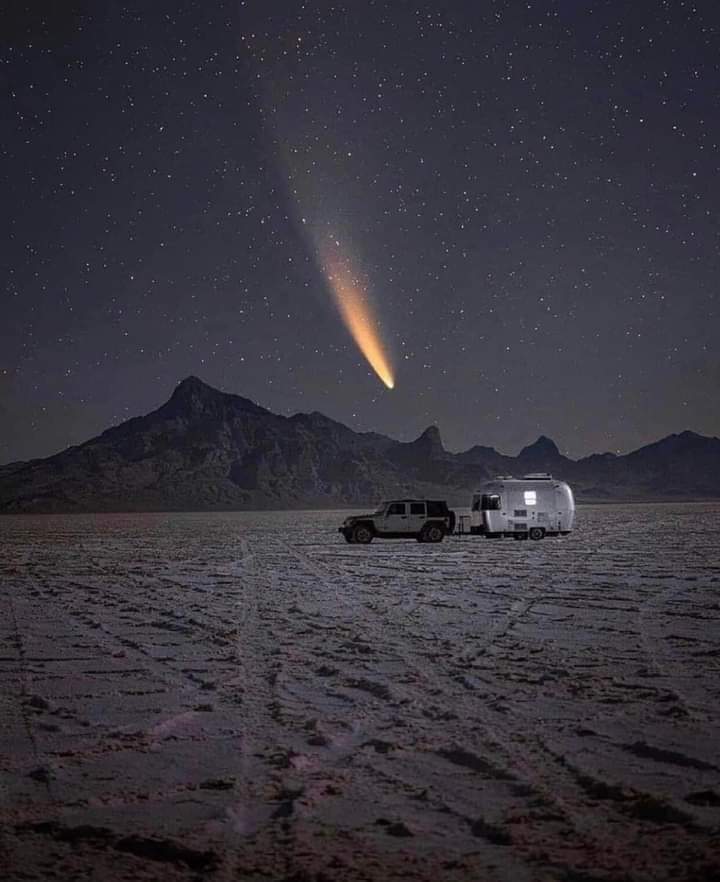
410,502,425,515
426,501,446,517
481,494,501,511
387,502,406,516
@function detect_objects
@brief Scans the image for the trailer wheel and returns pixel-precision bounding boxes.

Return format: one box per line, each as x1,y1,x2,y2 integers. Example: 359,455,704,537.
422,523,444,543
529,527,545,541
352,524,373,544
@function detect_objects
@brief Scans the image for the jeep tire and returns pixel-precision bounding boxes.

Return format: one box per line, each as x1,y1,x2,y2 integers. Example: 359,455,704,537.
352,524,374,544
421,523,444,543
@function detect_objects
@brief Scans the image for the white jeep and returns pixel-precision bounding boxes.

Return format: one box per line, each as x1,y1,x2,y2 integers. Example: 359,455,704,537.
339,499,456,544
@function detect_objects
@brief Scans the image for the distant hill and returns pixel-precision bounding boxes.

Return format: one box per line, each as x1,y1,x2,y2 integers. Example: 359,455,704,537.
1,376,718,512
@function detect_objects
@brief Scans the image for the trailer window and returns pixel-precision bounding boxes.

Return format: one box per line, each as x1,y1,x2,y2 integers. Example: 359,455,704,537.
524,490,537,506
481,494,501,511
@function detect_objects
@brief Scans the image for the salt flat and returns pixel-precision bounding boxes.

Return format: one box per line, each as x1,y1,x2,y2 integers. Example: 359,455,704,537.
1,504,719,881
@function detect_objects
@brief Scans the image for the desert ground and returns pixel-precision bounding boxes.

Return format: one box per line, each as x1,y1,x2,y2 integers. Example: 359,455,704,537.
1,504,719,881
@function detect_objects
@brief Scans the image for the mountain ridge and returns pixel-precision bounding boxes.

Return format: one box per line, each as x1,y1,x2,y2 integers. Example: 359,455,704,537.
1,377,718,512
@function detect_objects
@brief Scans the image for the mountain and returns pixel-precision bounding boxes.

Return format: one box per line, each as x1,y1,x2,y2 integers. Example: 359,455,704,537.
518,435,562,463
1,377,718,512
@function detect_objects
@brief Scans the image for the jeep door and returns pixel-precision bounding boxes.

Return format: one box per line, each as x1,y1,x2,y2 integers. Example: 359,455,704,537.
383,502,409,534
407,501,427,534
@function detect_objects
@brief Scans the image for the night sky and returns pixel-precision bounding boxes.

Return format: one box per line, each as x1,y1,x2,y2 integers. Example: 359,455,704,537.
2,0,719,464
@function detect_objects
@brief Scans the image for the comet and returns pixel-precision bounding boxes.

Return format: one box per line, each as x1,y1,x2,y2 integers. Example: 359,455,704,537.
260,69,395,390
315,234,395,390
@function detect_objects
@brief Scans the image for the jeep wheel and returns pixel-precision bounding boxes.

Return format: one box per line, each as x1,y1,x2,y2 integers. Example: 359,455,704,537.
352,524,373,544
422,523,444,543
529,527,545,541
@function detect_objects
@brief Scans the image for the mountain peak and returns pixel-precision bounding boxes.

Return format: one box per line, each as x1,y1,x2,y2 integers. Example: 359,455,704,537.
519,435,561,458
174,375,214,395
628,429,717,458
165,376,267,415
414,425,444,453
163,375,223,411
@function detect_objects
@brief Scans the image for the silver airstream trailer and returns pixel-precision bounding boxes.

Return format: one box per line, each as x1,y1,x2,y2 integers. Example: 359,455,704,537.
470,474,575,540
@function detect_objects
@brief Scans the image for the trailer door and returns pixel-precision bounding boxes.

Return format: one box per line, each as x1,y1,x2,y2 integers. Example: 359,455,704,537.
554,488,564,531
481,492,503,533
535,488,551,530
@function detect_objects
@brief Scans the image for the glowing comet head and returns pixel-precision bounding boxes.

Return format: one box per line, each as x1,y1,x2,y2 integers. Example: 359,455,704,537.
317,237,395,390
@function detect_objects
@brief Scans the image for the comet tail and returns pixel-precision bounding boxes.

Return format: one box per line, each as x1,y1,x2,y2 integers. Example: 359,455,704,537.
318,239,394,390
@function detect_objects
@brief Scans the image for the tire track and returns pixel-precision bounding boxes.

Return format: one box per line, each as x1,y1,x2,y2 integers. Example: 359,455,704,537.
265,538,621,867
638,579,720,719
273,534,720,877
